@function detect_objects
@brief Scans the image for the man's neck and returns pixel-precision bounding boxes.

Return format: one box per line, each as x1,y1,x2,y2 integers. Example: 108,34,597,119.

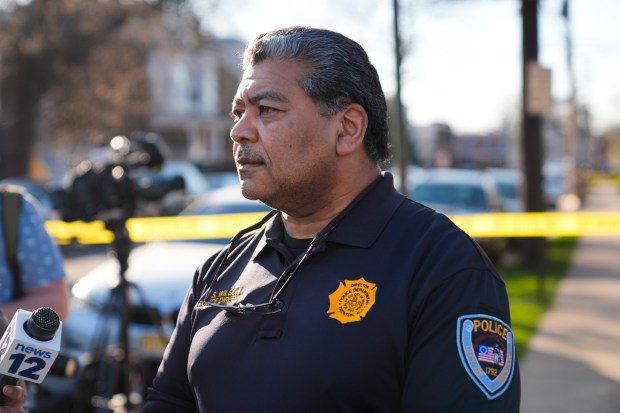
281,169,381,239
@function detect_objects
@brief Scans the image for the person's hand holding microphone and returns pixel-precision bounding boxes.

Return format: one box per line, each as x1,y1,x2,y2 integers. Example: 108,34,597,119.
0,385,25,412
0,307,63,412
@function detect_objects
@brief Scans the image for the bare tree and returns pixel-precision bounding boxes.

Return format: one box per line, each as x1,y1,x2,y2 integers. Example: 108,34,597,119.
0,0,195,178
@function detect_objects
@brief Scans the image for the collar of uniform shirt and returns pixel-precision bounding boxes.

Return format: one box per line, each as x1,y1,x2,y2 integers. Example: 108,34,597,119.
250,172,405,263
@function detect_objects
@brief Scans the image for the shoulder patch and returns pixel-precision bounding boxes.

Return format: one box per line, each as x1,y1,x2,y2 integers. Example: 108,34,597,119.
456,314,515,399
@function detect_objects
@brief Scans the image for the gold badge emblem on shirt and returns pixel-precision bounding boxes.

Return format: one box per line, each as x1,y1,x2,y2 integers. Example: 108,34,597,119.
327,278,377,324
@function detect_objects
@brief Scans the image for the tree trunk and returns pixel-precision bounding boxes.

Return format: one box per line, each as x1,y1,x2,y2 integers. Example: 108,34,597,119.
0,67,37,179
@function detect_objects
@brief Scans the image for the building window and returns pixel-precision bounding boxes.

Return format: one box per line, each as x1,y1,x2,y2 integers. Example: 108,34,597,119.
189,68,203,110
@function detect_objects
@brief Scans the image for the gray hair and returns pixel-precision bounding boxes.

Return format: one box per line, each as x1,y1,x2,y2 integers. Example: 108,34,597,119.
243,26,390,165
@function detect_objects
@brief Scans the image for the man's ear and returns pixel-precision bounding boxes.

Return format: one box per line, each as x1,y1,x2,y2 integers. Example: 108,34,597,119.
336,103,368,157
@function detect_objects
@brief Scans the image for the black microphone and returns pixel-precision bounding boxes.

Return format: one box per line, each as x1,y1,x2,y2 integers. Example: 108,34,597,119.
0,308,62,405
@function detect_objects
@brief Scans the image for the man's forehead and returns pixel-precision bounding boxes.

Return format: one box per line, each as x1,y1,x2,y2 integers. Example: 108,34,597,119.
241,60,306,81
233,60,307,102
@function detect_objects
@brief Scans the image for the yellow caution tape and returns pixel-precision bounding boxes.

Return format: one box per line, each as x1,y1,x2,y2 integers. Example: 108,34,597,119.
45,220,114,245
126,213,266,242
45,211,620,245
45,212,267,245
451,212,620,237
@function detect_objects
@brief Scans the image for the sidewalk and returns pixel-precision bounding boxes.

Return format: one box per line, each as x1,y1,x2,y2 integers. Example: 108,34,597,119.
520,183,620,412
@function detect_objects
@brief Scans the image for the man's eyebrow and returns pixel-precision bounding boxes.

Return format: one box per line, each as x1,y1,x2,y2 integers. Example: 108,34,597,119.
248,90,289,105
230,91,289,114
232,97,244,108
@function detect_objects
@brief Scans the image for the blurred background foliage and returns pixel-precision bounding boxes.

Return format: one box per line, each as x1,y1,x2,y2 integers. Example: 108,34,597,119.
0,0,219,179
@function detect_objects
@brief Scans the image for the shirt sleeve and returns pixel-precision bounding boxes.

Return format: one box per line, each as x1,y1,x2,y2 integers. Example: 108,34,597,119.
143,271,200,412
16,197,65,292
402,267,521,412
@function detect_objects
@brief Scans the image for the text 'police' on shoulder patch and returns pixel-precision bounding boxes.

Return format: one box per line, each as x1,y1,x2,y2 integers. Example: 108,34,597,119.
456,314,515,399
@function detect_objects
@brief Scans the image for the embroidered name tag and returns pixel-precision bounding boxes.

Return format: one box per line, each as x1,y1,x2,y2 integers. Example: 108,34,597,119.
327,278,377,324
456,314,516,399
195,287,245,309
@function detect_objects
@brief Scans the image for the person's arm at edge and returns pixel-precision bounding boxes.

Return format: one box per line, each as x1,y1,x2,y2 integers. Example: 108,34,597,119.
3,196,68,321
401,267,520,412
0,279,69,321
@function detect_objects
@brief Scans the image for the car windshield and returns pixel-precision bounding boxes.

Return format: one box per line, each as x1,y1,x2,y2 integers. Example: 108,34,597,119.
411,183,487,210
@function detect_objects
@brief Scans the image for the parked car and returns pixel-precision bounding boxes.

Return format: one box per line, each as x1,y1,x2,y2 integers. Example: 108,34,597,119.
160,161,211,196
409,168,504,214
203,171,240,191
486,168,524,212
36,241,223,411
543,159,570,209
135,160,211,216
408,168,507,263
390,165,426,192
180,184,270,216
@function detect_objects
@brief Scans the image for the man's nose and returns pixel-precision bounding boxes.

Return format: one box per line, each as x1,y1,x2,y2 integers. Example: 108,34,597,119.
230,113,259,144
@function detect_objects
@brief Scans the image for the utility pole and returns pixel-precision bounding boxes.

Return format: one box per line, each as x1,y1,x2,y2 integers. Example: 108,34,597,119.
562,0,580,200
521,0,547,299
393,0,410,195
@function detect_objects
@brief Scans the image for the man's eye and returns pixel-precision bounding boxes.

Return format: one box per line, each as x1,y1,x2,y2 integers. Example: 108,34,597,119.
231,110,243,122
259,106,277,116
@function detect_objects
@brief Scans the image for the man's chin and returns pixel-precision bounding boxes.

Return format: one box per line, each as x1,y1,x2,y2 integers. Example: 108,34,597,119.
239,181,264,201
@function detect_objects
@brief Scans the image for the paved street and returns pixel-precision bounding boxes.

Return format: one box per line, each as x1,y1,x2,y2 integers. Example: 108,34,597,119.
520,183,620,412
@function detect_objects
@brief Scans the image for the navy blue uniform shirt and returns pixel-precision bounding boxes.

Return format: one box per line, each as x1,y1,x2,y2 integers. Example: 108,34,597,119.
144,173,520,412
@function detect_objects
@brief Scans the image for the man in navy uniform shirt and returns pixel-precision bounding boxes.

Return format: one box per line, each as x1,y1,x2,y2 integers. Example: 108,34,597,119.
144,26,520,412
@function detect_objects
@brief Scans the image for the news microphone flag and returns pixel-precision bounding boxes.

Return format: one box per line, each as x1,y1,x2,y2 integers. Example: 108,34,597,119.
0,308,61,404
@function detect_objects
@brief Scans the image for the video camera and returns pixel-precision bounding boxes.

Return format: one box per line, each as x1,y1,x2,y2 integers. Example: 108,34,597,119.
52,134,185,221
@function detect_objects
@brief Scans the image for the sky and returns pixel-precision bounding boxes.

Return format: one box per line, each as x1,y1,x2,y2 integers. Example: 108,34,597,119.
195,0,620,135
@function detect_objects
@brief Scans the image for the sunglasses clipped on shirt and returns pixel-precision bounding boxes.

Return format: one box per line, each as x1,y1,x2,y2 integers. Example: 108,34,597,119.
201,210,322,315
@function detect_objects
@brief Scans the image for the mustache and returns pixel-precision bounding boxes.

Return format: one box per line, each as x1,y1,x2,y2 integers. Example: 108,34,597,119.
235,147,264,162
